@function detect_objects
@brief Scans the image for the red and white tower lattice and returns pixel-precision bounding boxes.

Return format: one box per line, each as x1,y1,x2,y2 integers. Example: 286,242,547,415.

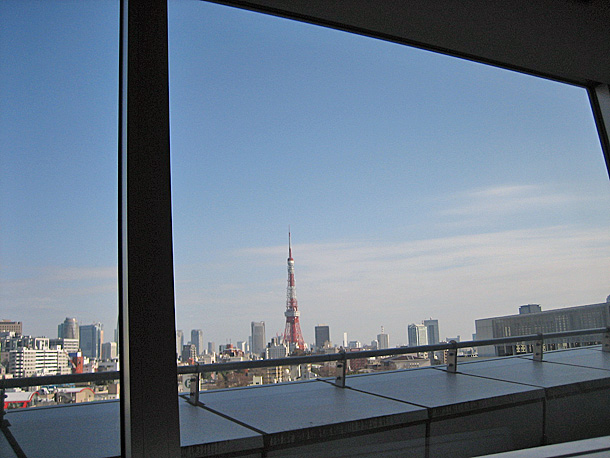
283,231,305,350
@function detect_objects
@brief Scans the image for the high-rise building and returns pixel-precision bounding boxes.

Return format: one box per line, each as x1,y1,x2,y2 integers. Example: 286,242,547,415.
181,344,197,363
423,319,440,345
408,324,428,347
101,341,118,360
377,327,390,349
251,321,266,357
207,341,215,354
58,317,79,340
191,329,203,356
176,330,184,358
283,231,305,351
49,338,79,354
314,325,331,350
0,320,22,335
343,332,348,348
80,323,103,359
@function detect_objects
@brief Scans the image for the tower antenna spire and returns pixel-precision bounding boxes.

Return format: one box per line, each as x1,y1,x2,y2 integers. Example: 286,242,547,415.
283,229,304,352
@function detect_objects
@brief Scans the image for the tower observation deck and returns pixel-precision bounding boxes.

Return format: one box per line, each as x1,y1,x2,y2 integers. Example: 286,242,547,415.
283,231,305,351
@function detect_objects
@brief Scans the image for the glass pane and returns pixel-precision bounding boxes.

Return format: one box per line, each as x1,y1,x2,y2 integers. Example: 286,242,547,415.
0,0,119,454
168,1,610,372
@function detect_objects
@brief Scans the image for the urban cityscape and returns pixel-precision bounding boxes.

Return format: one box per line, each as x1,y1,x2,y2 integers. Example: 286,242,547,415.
2,1,610,456
2,231,608,409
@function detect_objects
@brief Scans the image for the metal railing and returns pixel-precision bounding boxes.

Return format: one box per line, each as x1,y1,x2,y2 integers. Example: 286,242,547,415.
2,327,609,393
180,326,610,401
0,370,120,390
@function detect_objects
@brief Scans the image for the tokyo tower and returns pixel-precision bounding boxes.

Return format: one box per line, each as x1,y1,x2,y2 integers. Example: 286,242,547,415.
283,231,305,350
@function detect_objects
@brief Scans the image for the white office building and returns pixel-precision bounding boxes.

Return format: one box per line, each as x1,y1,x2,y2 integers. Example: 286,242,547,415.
266,341,289,360
9,347,72,378
377,330,390,349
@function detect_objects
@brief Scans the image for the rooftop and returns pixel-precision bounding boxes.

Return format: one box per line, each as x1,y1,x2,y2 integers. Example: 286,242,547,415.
3,345,610,457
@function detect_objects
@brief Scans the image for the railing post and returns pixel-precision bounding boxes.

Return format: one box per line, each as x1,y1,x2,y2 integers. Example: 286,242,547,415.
188,366,200,406
603,327,610,353
446,340,458,373
533,333,544,362
335,349,347,388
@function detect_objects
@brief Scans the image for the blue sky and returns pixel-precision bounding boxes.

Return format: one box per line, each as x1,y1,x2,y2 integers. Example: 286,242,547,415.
2,1,610,348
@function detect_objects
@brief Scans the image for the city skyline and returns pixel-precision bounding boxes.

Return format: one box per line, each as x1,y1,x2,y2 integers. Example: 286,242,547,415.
1,1,610,348
3,310,445,349
8,293,610,351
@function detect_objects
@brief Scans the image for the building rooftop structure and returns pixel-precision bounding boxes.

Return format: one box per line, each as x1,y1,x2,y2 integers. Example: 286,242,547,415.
476,301,610,356
2,345,610,457
0,321,22,335
3,391,38,410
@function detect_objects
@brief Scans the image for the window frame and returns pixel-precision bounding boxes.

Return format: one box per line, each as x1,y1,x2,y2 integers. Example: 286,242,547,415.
118,2,610,457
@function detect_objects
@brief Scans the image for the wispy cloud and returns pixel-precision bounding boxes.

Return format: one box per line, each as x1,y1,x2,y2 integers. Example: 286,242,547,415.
441,184,583,217
164,183,610,344
5,181,608,347
44,266,117,282
0,265,118,337
174,223,610,345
